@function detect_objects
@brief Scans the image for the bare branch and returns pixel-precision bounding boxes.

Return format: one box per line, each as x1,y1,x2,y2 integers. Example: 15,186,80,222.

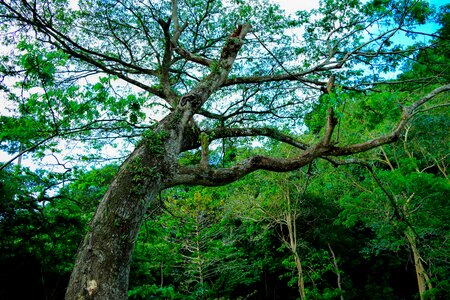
222,73,362,92
0,134,57,171
177,23,252,111
325,85,450,156
321,108,338,147
169,0,211,67
172,47,214,67
413,103,450,115
407,84,450,113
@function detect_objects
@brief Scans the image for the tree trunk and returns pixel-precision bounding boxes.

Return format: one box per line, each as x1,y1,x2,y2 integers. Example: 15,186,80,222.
64,24,252,299
65,109,189,299
293,252,306,300
285,200,306,300
405,228,433,300
328,243,344,300
64,145,163,299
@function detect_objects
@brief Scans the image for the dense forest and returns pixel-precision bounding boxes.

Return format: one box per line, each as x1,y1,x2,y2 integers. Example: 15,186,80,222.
0,0,449,299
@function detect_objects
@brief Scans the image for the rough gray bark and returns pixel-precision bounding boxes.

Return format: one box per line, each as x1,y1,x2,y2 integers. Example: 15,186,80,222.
64,145,162,299
65,23,252,300
64,122,167,299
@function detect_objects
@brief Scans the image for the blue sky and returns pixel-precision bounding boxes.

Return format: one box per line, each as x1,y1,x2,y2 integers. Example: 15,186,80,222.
275,0,449,45
429,0,450,6
277,0,450,15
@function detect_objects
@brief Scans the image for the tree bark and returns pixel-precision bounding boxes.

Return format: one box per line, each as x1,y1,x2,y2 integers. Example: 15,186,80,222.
65,149,162,299
284,187,306,300
65,98,197,299
1,2,449,299
65,23,253,299
293,251,306,300
64,130,170,299
405,228,433,300
328,243,344,300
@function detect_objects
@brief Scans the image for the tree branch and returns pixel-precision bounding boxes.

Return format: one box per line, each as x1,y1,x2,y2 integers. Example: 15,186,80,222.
222,73,361,92
169,0,211,67
1,1,167,98
222,73,325,88
172,47,214,67
320,108,338,147
169,84,449,187
168,146,322,187
325,84,450,156
177,23,252,112
0,134,57,171
207,127,310,150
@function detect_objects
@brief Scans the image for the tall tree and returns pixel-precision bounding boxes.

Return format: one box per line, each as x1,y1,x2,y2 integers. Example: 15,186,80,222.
233,174,313,300
0,0,449,298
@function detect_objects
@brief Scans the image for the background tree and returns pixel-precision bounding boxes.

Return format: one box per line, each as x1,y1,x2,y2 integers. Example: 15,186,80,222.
129,189,257,299
0,164,116,299
224,154,348,299
333,96,449,299
0,0,449,298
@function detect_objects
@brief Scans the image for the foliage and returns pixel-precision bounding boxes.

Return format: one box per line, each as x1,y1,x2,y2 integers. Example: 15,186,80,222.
0,0,449,298
0,164,116,299
128,189,261,299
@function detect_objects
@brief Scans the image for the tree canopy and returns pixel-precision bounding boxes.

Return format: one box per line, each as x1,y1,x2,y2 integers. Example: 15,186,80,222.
0,0,449,299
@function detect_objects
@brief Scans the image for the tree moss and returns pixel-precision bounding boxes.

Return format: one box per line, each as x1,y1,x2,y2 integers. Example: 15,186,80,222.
141,130,168,156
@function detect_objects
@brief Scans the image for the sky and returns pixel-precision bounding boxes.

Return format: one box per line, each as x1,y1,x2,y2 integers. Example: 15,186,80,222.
276,0,450,35
276,0,449,14
1,0,450,167
275,0,319,13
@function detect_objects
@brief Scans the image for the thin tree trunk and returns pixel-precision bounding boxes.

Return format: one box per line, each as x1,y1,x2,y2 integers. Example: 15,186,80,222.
404,228,433,300
160,262,164,287
293,251,306,300
264,268,269,298
195,225,205,294
285,194,306,300
328,243,344,300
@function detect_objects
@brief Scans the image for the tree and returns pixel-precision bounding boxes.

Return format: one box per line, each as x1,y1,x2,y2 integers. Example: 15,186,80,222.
334,107,450,299
232,171,313,299
0,0,449,298
337,159,449,299
133,190,254,299
224,160,348,299
0,164,116,299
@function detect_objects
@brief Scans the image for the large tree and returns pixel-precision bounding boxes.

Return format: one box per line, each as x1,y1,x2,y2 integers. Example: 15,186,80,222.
0,0,449,298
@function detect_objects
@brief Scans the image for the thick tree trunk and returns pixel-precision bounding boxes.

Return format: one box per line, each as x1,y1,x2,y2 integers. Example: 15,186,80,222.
64,23,252,299
65,107,190,299
65,144,163,299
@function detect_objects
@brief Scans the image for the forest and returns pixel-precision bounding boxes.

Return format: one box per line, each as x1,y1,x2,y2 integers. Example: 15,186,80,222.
0,0,449,299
